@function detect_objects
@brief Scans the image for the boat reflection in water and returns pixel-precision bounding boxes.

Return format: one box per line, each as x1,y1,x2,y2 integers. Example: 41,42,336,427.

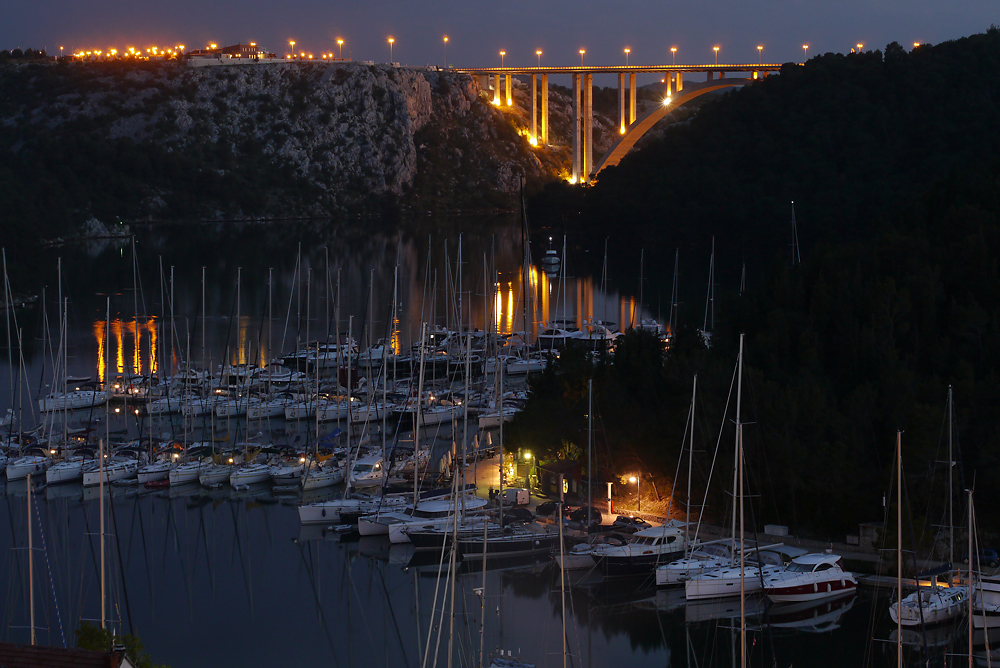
765,592,856,633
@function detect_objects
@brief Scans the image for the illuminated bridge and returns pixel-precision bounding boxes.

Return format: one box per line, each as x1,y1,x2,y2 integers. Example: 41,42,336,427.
453,63,785,181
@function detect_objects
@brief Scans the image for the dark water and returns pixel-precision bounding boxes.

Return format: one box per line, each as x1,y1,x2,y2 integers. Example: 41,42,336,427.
0,479,959,667
0,220,979,666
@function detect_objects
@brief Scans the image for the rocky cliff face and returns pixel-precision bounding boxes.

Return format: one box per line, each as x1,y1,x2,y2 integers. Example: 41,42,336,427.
0,60,545,221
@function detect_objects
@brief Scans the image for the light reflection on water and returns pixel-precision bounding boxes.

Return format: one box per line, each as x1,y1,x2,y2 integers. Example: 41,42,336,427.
0,221,947,666
0,483,928,667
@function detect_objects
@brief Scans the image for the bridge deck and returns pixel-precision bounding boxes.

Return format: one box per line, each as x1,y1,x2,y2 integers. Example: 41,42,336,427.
454,63,786,75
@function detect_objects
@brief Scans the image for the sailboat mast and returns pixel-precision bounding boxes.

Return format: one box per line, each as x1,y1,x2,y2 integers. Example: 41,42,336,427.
968,488,974,667
100,434,106,630
896,430,902,668
587,378,592,528
27,472,34,645
948,385,954,578
736,333,745,668
687,374,697,527
669,249,679,338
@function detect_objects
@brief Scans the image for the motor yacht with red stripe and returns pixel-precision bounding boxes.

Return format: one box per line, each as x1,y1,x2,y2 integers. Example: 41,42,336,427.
762,552,857,603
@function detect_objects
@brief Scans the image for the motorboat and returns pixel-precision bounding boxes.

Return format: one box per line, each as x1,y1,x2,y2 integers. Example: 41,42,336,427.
349,455,386,489
535,326,585,351
199,463,235,487
269,459,306,484
589,523,689,576
685,545,808,601
405,518,501,551
762,552,858,603
656,540,736,586
478,407,519,429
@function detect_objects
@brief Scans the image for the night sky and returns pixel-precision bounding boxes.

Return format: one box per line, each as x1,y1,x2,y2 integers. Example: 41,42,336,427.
4,0,996,84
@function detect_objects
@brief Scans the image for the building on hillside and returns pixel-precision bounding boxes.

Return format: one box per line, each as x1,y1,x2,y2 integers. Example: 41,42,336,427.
187,42,283,67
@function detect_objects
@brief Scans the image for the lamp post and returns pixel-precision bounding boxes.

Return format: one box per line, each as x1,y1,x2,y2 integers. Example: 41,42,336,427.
289,40,295,59
671,46,677,66
624,47,630,66
757,45,763,64
802,44,808,61
442,36,447,68
713,46,719,66
536,49,542,67
337,38,344,60
499,50,505,67
579,49,585,66
388,37,394,63
629,475,641,512
913,42,920,49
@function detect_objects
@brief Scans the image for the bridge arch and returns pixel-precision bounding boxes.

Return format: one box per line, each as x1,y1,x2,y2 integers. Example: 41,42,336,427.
593,80,747,177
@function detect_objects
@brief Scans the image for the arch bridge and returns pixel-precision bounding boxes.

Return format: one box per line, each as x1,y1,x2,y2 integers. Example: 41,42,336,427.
454,63,783,182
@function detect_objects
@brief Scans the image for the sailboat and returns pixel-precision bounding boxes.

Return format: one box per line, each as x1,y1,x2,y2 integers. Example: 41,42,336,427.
685,335,806,600
889,389,968,626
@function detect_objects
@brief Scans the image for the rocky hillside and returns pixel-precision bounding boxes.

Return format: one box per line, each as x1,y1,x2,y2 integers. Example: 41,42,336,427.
0,60,547,241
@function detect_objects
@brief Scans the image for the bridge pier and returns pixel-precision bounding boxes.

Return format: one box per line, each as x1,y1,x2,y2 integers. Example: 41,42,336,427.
541,74,548,143
676,71,683,92
584,73,593,181
618,72,626,134
629,72,637,125
531,74,537,142
506,73,512,105
493,73,501,104
572,73,581,182
707,71,715,81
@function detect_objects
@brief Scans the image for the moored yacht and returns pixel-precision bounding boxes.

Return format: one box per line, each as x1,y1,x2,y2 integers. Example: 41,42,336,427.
589,523,688,576
685,545,808,600
762,552,858,602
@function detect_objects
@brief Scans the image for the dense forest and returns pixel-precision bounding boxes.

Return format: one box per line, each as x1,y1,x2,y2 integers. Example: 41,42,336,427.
516,28,1000,543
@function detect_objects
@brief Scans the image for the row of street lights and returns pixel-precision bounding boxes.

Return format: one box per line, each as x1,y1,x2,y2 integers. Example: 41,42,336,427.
286,37,829,67
492,44,816,67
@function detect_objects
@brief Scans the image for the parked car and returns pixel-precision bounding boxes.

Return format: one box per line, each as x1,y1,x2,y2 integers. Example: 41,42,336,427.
535,501,559,516
568,506,602,523
502,507,534,526
612,516,652,533
963,548,1000,568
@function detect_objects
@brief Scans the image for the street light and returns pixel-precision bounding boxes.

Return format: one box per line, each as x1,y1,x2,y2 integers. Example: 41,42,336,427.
624,47,630,66
802,44,809,61
337,38,344,60
579,49,585,66
388,36,394,63
913,42,920,49
442,36,447,68
757,45,763,64
671,46,677,66
856,43,864,53
289,40,295,59
536,49,542,67
629,475,641,512
713,45,719,66
499,50,505,67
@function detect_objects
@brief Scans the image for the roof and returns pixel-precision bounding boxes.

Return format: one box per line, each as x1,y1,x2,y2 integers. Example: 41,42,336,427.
790,552,843,566
635,525,684,538
0,641,133,668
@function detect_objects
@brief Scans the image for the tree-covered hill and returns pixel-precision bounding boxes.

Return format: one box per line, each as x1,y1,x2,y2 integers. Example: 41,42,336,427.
517,28,1000,543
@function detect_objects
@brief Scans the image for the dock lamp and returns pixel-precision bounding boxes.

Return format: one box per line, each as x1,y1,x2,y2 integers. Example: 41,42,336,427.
629,475,640,512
